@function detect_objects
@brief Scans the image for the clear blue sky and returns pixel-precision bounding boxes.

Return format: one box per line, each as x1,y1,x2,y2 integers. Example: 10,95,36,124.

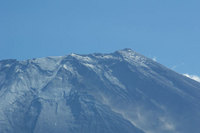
0,0,200,76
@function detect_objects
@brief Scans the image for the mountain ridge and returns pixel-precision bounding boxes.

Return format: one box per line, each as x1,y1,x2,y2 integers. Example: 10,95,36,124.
0,48,200,133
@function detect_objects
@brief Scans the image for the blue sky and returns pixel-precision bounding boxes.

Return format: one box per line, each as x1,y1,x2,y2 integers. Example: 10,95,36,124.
0,0,200,77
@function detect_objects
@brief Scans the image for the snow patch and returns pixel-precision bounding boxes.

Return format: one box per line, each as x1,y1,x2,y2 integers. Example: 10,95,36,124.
118,50,148,68
104,72,126,90
71,54,93,62
5,64,11,67
152,57,157,62
16,68,23,73
95,55,118,60
63,64,73,72
83,63,95,69
32,56,63,71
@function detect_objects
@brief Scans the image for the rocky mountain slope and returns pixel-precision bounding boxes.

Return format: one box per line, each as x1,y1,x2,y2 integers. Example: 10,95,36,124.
0,49,200,133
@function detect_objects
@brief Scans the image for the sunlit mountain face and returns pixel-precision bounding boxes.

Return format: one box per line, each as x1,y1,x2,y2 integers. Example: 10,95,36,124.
0,49,200,133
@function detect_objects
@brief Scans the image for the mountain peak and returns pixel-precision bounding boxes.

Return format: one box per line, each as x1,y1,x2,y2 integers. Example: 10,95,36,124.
117,48,135,53
0,49,200,133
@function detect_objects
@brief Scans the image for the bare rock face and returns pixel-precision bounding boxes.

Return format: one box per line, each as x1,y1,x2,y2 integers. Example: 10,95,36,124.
0,49,200,133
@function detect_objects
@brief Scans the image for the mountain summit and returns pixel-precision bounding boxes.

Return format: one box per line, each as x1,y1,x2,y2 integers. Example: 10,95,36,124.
0,49,200,133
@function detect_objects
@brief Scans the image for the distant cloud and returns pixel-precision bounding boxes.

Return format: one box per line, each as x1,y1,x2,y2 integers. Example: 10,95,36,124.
171,65,177,70
171,62,184,70
183,74,200,82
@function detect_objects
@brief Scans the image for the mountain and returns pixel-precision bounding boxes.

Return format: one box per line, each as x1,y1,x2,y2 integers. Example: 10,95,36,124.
0,48,200,133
